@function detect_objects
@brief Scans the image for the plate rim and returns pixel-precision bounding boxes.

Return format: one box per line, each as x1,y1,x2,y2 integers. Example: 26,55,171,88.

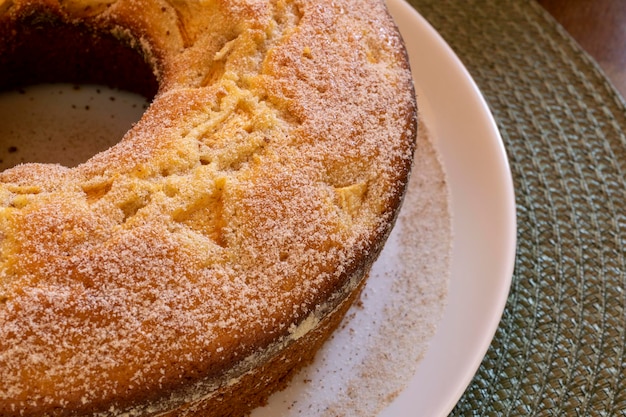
381,1,517,415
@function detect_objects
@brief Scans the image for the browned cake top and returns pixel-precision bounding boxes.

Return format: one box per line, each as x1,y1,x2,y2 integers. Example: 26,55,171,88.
0,0,416,415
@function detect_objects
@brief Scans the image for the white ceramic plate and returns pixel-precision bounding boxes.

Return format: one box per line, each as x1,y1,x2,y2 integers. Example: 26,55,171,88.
381,0,517,415
0,3,515,413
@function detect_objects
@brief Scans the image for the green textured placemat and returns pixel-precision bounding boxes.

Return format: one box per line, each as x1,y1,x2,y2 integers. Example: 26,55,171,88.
404,0,626,415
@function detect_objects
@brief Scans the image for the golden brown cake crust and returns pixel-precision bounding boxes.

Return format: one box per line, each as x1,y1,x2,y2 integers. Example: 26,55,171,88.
0,0,417,415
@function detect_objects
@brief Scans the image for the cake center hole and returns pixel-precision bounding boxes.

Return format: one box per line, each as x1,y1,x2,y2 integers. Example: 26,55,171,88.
0,84,149,170
0,14,159,171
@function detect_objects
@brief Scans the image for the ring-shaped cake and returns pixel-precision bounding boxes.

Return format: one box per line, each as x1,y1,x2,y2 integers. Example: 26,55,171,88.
0,0,417,415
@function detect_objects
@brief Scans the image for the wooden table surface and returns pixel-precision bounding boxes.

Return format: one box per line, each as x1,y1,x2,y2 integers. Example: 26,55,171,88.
536,0,626,99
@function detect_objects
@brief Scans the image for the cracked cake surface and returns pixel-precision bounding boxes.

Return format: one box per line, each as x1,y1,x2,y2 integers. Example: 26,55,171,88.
0,0,417,415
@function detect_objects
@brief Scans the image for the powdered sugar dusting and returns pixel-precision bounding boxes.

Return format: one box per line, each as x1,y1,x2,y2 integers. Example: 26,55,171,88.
0,0,417,415
251,118,451,417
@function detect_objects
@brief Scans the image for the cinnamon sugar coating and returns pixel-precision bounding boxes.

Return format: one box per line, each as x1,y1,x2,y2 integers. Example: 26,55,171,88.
0,0,417,415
